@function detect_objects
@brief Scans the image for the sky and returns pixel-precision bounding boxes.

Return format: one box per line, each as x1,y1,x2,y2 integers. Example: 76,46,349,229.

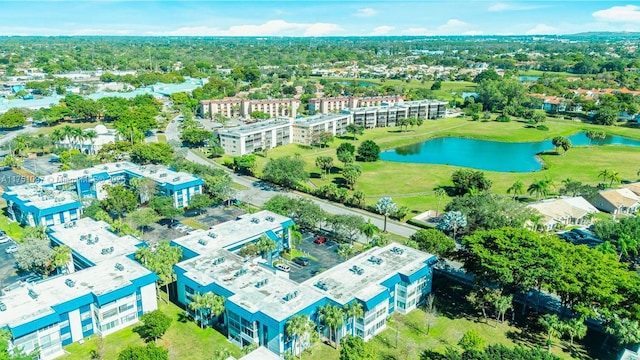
0,1,639,36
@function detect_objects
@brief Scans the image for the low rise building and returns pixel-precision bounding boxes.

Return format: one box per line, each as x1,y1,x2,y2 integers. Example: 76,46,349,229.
292,113,352,145
57,124,120,155
527,197,599,231
39,162,204,208
308,95,404,115
0,218,157,360
590,188,640,216
199,98,300,119
2,185,81,227
342,105,409,128
218,118,293,156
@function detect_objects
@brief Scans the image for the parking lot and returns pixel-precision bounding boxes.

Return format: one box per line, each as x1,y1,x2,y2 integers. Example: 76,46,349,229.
288,233,344,283
0,240,20,288
22,155,61,176
0,169,33,190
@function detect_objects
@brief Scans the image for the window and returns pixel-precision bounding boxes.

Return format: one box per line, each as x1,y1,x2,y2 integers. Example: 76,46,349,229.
82,324,93,333
59,320,70,328
102,308,118,319
80,311,92,321
136,293,142,301
101,319,119,332
397,301,405,310
61,333,71,341
121,313,137,324
118,303,134,313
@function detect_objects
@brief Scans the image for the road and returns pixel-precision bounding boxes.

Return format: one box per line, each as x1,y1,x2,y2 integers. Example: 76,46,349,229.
0,124,38,147
165,118,419,239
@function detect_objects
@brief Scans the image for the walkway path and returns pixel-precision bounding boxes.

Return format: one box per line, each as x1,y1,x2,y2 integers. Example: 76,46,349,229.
165,117,420,239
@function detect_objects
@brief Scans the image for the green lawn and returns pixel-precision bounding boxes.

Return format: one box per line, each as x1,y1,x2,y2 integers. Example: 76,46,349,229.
181,217,209,230
0,213,23,240
60,299,241,360
220,116,640,213
35,122,102,135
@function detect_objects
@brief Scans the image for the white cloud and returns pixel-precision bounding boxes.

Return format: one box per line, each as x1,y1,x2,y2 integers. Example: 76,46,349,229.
463,30,484,36
525,24,557,35
401,19,478,36
593,5,640,23
155,20,343,37
355,8,377,17
370,25,395,36
488,2,547,12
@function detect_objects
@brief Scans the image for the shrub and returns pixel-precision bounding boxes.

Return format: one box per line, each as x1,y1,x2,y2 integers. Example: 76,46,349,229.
536,124,549,131
496,114,511,122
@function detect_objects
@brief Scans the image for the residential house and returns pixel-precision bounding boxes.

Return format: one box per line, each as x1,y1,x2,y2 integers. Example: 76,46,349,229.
590,188,640,216
526,197,599,231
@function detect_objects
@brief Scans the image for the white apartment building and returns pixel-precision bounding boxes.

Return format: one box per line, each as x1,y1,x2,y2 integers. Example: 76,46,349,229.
292,113,352,146
199,98,300,119
309,95,404,115
218,118,293,156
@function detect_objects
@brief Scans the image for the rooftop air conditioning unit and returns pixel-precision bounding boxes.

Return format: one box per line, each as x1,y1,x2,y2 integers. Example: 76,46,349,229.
65,279,75,288
198,239,208,246
115,263,124,271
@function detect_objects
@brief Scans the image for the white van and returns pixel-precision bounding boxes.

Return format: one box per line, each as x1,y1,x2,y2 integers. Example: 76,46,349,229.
276,264,290,272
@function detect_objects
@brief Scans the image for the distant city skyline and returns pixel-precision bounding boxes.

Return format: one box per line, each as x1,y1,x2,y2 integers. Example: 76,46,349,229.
0,1,639,36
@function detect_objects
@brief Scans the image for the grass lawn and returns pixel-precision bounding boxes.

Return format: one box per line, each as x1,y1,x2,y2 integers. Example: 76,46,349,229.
284,248,318,261
181,217,209,230
0,213,23,240
34,122,101,135
303,275,609,360
220,116,640,213
60,298,241,360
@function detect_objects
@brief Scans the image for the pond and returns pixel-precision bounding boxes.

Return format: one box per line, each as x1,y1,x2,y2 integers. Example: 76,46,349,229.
379,132,640,172
339,81,378,87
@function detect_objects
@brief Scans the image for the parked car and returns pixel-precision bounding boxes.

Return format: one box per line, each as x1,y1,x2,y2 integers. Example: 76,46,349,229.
0,236,11,244
5,245,18,254
0,302,6,311
314,236,327,244
276,264,290,272
293,257,310,266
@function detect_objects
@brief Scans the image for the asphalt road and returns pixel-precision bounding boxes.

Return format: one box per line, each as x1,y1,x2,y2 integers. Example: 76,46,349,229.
165,118,419,239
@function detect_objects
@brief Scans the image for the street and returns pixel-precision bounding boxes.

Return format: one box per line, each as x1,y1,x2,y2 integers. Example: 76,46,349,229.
164,117,419,239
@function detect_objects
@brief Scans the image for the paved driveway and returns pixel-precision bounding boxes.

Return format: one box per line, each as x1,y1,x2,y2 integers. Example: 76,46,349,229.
0,241,20,288
288,233,343,283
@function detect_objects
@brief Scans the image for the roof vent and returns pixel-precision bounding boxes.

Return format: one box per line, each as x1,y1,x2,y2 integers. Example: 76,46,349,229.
250,218,260,224
159,173,167,178
173,177,180,182
198,239,208,246
234,268,247,277
265,216,274,222
28,289,39,299
255,279,269,288
390,247,404,255
368,256,383,265
208,232,218,239
103,166,108,170
65,279,75,288
315,281,329,291
350,265,365,275
115,263,125,271
283,290,299,301
212,257,225,265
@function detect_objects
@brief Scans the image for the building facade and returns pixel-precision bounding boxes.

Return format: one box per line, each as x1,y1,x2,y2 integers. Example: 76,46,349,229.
2,185,82,227
199,98,300,119
308,95,404,115
218,118,294,156
169,212,437,357
1,218,157,360
36,162,204,209
292,113,352,145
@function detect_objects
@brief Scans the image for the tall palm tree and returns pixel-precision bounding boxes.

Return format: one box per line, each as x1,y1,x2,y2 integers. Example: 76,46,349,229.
434,187,446,216
528,179,554,199
608,170,621,188
564,318,587,346
202,292,225,327
539,314,562,352
84,129,98,154
256,235,277,264
319,304,345,349
506,180,524,200
52,245,72,275
50,129,64,149
344,302,364,337
188,293,207,329
599,169,613,185
285,314,312,358
61,125,76,149
286,224,303,251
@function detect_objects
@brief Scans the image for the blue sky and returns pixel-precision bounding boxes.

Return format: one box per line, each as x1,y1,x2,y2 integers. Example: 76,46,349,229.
0,1,639,36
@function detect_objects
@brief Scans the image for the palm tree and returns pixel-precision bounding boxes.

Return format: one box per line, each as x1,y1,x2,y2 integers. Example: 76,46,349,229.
52,245,72,275
564,318,587,346
61,125,76,149
188,293,207,329
319,304,345,349
539,314,562,352
359,219,380,244
256,235,277,264
344,302,364,337
286,224,303,251
434,187,446,215
202,292,225,327
528,178,554,199
84,129,98,154
599,169,613,185
285,314,312,358
50,129,64,149
506,180,524,200
337,244,355,260
608,170,621,187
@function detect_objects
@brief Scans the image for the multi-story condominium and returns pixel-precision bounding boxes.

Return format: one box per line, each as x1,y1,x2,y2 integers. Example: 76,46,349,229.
168,211,438,357
30,162,204,209
3,185,82,227
403,99,447,119
199,98,300,119
218,118,293,156
342,105,410,128
292,113,352,145
1,219,157,360
308,95,404,115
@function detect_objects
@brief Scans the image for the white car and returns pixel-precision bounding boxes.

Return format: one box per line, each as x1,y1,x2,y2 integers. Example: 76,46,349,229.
0,236,11,244
5,245,18,254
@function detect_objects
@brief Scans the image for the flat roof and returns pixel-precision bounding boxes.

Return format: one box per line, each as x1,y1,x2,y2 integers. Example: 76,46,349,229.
219,118,292,136
294,113,351,126
342,104,408,113
238,346,281,360
0,256,153,329
41,161,200,187
177,249,324,322
402,99,448,105
303,243,435,305
49,218,144,264
172,210,291,256
4,184,80,209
